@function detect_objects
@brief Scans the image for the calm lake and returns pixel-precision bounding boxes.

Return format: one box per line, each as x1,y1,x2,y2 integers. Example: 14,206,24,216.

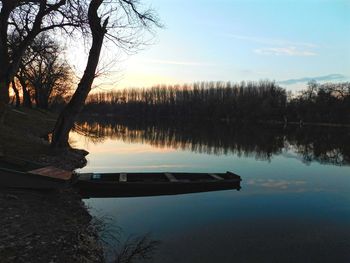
72,119,350,263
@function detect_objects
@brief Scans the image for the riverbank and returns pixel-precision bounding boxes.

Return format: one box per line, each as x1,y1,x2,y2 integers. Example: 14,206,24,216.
0,107,88,170
79,113,350,129
0,106,104,262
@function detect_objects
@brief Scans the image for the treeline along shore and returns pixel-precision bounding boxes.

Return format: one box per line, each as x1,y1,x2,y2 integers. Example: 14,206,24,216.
83,80,350,125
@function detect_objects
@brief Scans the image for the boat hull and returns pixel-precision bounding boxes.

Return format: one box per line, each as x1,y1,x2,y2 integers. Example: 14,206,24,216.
76,172,241,198
0,168,73,190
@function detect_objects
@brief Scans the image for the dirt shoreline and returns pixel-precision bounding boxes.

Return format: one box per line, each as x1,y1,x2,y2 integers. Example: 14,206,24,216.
0,107,104,263
0,188,104,263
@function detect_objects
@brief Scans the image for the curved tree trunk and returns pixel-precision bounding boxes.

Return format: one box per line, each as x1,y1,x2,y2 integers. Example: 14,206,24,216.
51,0,108,148
11,80,20,107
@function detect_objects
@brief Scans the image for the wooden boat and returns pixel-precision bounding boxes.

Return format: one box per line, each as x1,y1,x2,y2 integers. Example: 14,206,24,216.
0,157,76,189
0,156,242,195
76,171,241,198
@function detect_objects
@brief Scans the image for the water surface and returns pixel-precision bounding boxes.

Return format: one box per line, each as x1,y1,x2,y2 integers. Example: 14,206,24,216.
72,120,350,263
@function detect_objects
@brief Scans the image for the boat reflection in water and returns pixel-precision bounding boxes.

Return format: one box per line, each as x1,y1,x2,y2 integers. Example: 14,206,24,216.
76,171,241,198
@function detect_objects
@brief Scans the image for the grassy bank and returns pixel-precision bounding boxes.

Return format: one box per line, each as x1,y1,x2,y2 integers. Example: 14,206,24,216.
0,106,104,263
0,106,88,170
0,107,56,159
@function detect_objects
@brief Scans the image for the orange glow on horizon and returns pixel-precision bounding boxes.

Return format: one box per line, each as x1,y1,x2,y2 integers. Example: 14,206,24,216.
90,72,181,93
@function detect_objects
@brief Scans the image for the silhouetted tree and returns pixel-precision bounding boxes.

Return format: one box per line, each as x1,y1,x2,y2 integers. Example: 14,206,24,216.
10,79,20,107
84,81,287,122
16,71,32,108
51,0,159,148
287,81,350,124
0,0,84,117
19,34,74,109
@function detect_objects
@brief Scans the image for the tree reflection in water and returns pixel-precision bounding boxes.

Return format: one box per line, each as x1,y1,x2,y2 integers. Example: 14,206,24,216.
94,216,160,263
113,235,160,263
74,117,350,166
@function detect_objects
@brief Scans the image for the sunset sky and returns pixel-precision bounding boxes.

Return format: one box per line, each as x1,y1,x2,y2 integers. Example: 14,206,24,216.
69,0,350,92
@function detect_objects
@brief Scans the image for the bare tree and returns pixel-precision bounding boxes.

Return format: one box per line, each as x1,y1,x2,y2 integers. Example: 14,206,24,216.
51,0,159,148
0,0,85,115
20,34,74,109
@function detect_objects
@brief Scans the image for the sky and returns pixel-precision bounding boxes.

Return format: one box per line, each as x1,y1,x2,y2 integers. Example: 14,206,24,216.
68,0,350,92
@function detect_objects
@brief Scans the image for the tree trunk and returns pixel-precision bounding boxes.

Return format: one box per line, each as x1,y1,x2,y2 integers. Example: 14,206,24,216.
0,80,9,124
35,85,50,110
0,80,9,104
51,0,107,148
38,91,49,110
34,86,40,108
0,1,17,108
11,80,20,107
18,75,32,108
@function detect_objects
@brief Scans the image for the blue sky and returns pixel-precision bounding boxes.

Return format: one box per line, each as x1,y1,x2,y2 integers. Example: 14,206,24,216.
84,0,350,91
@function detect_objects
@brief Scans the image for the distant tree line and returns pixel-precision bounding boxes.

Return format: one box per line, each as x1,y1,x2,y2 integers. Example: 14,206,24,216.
83,80,350,124
84,80,288,121
287,81,350,124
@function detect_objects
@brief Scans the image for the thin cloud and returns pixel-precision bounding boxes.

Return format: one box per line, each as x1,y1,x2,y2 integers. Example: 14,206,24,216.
247,179,306,190
278,74,347,85
254,46,317,56
144,59,213,66
225,34,317,57
225,34,317,48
